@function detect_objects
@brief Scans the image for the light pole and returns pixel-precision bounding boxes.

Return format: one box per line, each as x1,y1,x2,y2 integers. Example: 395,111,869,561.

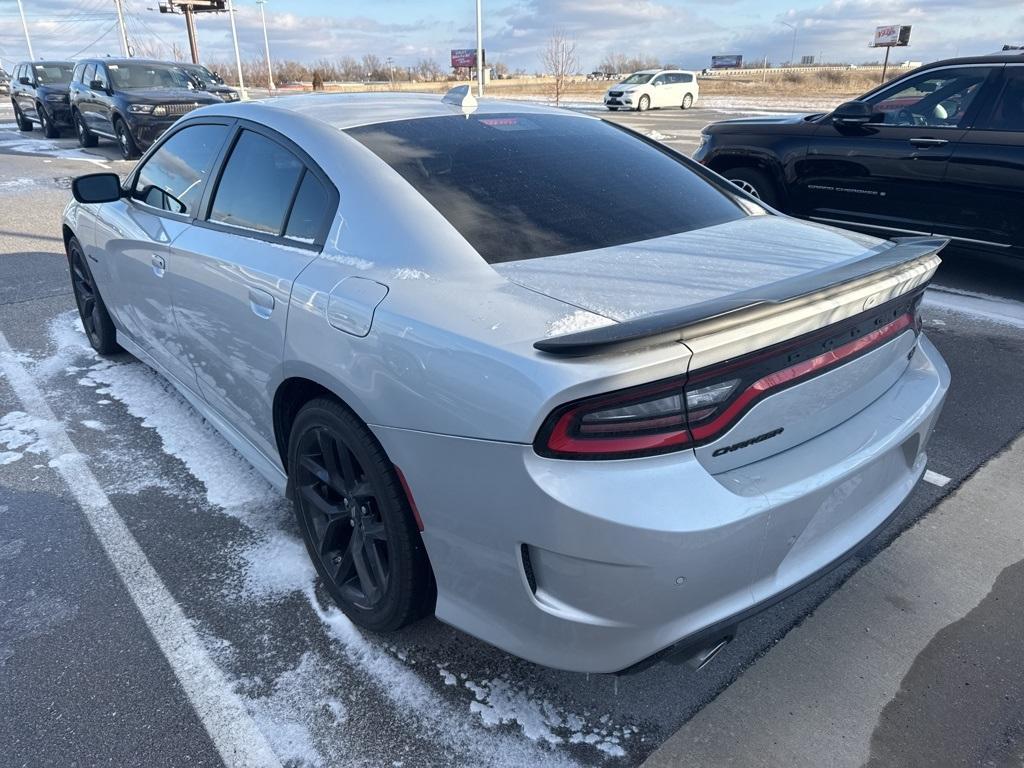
256,0,275,91
225,0,247,99
114,0,131,57
15,0,35,60
781,20,797,66
475,0,484,97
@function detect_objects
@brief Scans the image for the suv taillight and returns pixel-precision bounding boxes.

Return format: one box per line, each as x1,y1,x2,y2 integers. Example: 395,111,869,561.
535,294,921,460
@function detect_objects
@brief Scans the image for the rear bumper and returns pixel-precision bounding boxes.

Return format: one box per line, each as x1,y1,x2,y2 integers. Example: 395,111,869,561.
374,334,949,673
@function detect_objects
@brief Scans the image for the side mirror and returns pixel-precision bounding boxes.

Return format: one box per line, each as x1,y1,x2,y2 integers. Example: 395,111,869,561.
72,173,122,204
19,76,31,86
832,100,873,126
89,79,107,92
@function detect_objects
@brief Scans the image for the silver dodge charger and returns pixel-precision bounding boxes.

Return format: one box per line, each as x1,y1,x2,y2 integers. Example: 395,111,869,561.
62,87,950,673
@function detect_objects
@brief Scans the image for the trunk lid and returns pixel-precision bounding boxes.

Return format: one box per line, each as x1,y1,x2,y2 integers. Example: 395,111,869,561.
506,216,942,471
494,216,886,323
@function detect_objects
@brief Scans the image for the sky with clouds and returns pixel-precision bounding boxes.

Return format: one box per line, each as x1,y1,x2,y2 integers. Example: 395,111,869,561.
1,0,1021,73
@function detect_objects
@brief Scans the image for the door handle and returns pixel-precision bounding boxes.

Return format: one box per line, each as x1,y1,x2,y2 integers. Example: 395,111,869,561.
151,253,165,277
248,287,275,319
909,137,949,148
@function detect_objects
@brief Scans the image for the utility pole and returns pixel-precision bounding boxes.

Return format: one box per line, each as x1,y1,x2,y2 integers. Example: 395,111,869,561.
114,0,131,57
256,0,274,90
781,20,797,66
16,0,35,60
226,0,247,99
475,0,484,97
183,4,200,63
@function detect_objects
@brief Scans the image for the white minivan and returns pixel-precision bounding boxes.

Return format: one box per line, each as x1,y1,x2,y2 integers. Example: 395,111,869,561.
604,69,699,112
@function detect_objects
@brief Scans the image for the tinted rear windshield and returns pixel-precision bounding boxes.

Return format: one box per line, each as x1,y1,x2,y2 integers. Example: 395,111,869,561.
347,113,745,263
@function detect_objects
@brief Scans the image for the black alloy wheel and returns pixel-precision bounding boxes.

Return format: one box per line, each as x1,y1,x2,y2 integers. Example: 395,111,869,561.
38,104,60,138
68,237,119,354
75,112,97,147
114,118,139,160
14,103,32,131
290,398,434,631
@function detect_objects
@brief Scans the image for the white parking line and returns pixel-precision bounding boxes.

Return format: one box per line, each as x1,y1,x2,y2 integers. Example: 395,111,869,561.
0,331,282,768
923,469,952,487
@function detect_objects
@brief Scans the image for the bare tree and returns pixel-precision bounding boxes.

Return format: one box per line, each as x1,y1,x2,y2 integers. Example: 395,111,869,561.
542,29,577,105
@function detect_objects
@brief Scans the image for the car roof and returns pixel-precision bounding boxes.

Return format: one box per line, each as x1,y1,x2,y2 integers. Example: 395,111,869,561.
240,91,593,131
21,60,73,66
79,58,183,66
918,52,1024,68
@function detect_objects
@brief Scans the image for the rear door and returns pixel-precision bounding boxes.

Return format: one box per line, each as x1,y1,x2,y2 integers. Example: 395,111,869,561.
942,64,1024,254
797,65,997,236
91,63,115,136
77,64,99,132
167,124,337,458
95,120,232,387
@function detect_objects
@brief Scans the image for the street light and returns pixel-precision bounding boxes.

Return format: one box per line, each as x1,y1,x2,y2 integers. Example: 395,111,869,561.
475,0,483,97
256,0,275,91
781,20,797,66
225,0,247,99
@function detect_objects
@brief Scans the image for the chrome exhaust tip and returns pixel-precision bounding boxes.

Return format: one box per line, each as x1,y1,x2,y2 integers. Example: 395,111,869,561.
685,637,731,671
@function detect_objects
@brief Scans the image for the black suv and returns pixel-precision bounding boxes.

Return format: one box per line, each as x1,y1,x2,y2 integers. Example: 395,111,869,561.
69,58,221,159
10,60,75,138
177,62,240,102
695,52,1024,260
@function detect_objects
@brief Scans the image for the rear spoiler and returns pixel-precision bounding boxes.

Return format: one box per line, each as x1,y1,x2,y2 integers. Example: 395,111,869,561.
534,236,947,357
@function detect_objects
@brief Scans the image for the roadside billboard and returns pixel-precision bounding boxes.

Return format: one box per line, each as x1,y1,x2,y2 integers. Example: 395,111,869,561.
711,54,743,69
451,49,484,68
873,25,912,47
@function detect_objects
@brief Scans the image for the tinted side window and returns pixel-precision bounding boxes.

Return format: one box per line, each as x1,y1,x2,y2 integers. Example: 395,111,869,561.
869,67,993,127
83,64,96,85
93,65,109,89
681,73,693,84
210,130,304,235
978,68,1024,131
284,172,329,243
73,63,84,83
133,123,230,215
348,113,745,263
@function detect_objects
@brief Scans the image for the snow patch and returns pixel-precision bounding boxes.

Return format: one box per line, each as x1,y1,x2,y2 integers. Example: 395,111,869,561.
320,252,374,271
463,677,629,757
546,310,615,337
80,419,107,431
391,267,430,280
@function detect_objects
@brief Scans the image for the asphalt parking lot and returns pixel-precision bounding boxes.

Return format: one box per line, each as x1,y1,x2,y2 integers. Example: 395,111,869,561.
1,97,1023,767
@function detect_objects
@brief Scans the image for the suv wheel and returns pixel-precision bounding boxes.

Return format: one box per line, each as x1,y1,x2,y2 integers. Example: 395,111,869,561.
681,93,693,110
114,118,139,160
14,103,32,132
67,236,120,355
38,104,60,138
637,94,651,112
74,112,97,148
289,397,435,632
722,167,780,208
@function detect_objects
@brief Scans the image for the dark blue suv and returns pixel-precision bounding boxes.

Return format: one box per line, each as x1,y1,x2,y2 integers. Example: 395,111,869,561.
10,60,75,138
69,58,221,159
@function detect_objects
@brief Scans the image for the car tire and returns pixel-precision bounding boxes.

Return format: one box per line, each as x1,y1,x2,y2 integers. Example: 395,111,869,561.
67,236,121,356
637,94,651,112
722,167,780,208
289,397,435,632
114,117,139,160
74,111,98,148
681,93,693,110
38,104,60,138
14,104,32,132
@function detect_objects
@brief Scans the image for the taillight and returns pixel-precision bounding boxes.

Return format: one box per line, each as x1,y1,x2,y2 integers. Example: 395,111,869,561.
535,292,922,460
